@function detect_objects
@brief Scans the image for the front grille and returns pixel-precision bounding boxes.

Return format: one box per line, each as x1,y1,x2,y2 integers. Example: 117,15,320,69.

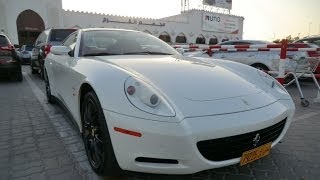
197,119,286,161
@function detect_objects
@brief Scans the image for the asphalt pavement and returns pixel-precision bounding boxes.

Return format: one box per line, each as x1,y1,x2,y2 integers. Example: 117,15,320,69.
0,65,320,180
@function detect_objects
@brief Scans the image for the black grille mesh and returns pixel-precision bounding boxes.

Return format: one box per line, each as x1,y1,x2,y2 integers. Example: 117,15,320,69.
197,119,286,161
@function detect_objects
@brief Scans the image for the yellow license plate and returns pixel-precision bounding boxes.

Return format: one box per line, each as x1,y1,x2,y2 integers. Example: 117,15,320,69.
240,142,272,166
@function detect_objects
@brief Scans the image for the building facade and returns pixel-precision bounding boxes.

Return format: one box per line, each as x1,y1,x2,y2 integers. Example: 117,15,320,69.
0,0,244,45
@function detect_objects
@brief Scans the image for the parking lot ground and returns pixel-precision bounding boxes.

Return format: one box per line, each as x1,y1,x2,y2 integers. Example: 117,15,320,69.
0,65,320,180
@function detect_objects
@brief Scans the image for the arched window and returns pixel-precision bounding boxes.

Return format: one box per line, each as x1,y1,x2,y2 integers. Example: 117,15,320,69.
16,9,45,45
209,36,218,45
159,31,171,43
175,33,187,44
196,34,206,44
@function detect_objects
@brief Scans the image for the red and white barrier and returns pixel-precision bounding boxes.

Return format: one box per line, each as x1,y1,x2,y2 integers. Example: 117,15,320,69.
173,44,320,52
277,39,288,85
173,41,320,84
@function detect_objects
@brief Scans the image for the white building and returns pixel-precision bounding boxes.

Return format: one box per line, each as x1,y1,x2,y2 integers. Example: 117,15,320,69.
0,0,244,45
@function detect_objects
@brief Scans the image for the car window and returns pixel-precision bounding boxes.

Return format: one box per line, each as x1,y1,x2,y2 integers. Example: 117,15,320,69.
25,45,33,51
63,32,78,50
233,42,251,45
80,30,179,56
49,29,77,43
313,40,320,46
0,35,9,46
35,32,44,46
219,41,232,45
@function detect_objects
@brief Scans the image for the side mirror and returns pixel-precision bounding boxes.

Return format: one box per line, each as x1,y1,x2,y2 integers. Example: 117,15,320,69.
176,48,185,55
51,46,71,56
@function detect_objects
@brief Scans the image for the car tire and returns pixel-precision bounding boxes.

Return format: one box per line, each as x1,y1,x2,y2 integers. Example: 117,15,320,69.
40,68,45,79
81,91,123,176
44,70,54,104
31,64,37,74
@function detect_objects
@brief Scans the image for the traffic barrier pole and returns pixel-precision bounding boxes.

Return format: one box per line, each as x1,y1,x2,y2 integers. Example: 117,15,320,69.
276,39,288,85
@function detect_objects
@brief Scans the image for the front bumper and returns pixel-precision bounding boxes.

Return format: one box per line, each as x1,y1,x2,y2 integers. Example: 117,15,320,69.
105,99,295,174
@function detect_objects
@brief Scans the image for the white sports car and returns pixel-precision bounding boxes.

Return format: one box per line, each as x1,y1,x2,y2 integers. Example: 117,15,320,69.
44,28,295,176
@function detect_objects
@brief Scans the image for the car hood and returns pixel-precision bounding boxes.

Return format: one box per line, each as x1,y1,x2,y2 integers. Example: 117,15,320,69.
95,55,279,117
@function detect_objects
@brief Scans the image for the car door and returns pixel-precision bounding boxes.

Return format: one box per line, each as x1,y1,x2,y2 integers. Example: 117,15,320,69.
54,32,81,117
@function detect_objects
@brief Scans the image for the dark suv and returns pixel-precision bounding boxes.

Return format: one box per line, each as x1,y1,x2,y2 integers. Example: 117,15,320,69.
0,34,22,81
31,28,77,78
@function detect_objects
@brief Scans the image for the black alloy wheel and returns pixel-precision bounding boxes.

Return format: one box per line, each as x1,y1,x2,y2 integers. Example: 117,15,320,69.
81,91,122,176
40,67,45,79
44,70,54,104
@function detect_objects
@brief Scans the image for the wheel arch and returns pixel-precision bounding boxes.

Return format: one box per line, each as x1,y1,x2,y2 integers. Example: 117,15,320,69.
250,63,271,71
78,82,96,132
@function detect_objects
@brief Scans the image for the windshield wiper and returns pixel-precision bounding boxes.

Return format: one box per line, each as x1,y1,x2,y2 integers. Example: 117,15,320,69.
122,51,173,55
82,52,120,56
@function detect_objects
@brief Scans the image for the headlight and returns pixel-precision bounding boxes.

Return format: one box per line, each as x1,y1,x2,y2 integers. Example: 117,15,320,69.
124,77,175,117
257,70,289,95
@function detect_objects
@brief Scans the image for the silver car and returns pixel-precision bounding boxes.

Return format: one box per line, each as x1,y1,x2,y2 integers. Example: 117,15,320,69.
19,44,33,64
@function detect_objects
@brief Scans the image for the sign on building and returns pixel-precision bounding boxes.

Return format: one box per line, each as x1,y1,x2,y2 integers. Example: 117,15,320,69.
203,0,232,10
202,13,239,34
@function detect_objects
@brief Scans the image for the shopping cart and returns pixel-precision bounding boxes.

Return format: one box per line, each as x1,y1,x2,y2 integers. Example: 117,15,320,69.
269,56,320,107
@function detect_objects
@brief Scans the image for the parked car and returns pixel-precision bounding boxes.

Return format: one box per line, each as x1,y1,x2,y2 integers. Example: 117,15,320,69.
18,44,33,64
31,28,77,77
294,35,320,46
0,33,22,81
44,28,295,176
194,43,319,73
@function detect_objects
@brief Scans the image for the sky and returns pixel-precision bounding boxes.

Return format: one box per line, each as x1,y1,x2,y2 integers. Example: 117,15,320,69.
62,0,320,41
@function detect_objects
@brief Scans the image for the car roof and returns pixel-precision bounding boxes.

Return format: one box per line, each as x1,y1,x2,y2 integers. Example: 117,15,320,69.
294,34,320,42
218,40,272,45
300,34,320,39
81,28,140,33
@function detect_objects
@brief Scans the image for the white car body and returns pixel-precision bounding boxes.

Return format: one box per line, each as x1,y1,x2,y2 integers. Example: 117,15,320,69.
45,28,295,175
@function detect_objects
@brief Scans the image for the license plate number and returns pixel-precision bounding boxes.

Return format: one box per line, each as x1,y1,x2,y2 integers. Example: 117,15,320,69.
240,142,272,166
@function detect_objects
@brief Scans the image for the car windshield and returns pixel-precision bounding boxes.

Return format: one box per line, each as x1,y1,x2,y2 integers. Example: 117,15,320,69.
25,45,33,51
80,30,179,57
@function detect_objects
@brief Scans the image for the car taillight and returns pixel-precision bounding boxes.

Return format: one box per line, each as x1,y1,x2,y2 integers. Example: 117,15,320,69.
44,44,52,56
0,44,14,51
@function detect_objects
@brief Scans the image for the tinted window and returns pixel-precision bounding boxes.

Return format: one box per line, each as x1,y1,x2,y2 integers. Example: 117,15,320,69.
50,29,77,43
80,30,179,56
0,35,9,46
219,41,233,45
233,42,251,45
25,45,33,51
